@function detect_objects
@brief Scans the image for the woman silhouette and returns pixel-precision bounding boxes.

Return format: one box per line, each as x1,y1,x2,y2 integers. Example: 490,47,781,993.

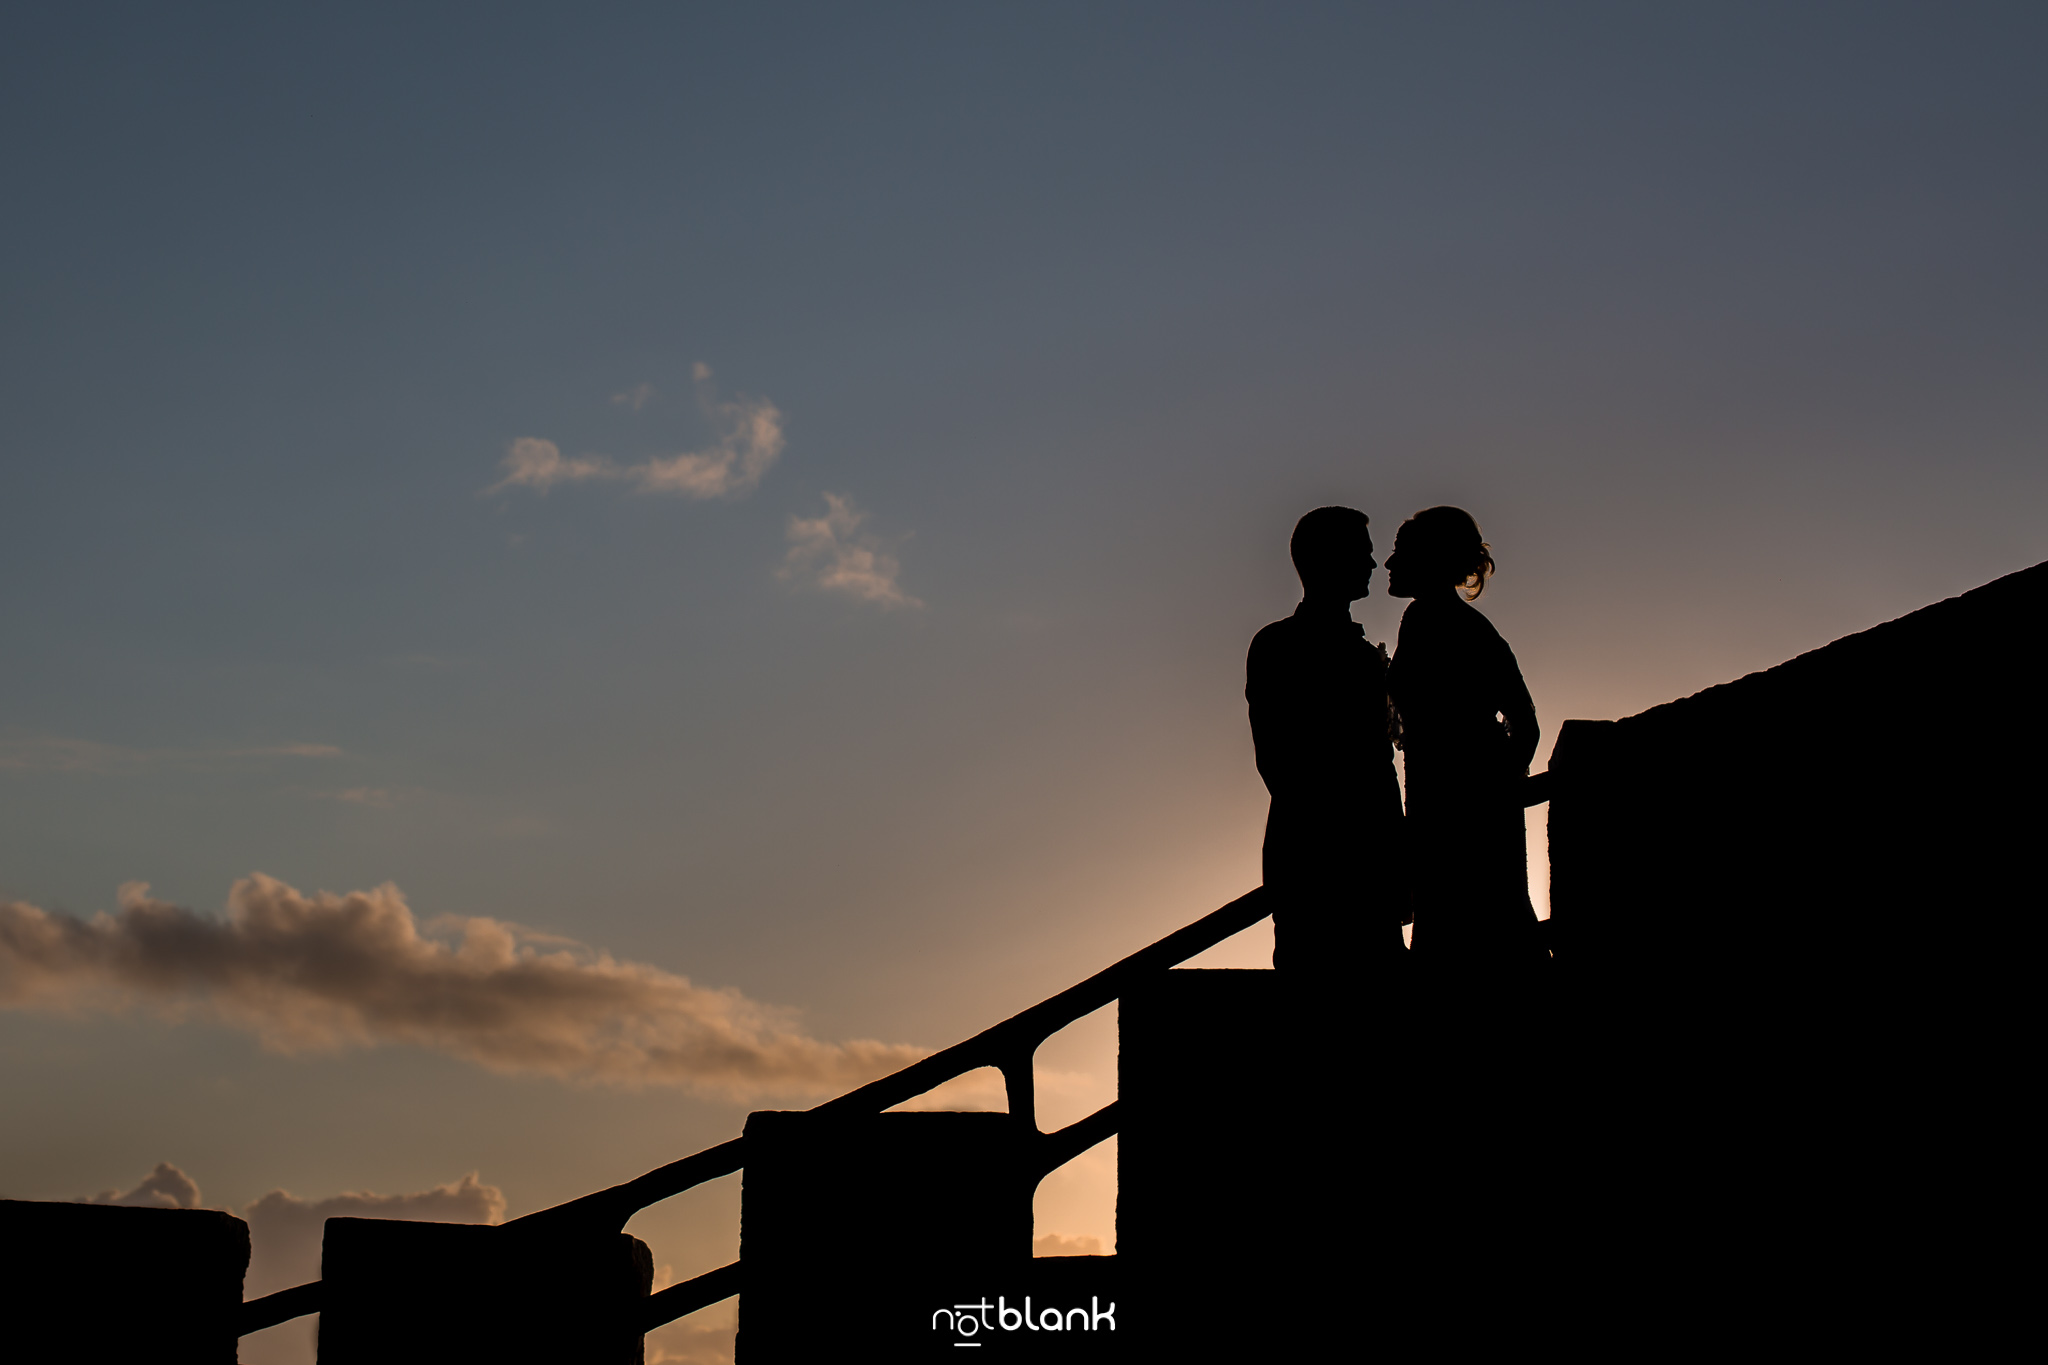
1387,507,1545,959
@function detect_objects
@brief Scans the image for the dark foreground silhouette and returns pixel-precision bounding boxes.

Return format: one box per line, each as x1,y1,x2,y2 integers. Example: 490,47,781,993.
1387,505,1546,959
4,559,2038,1360
1246,506,1405,968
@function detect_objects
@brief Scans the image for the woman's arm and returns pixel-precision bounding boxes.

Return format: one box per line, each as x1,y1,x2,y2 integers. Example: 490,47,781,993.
1496,640,1539,776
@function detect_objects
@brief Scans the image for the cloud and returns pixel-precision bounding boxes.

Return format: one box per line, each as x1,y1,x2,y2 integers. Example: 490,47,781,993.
646,1311,737,1365
611,382,657,412
490,367,783,500
322,787,396,808
0,876,927,1102
781,493,922,609
486,437,615,494
0,735,342,774
85,1160,204,1209
645,1256,741,1365
71,1163,508,1365
0,736,148,773
881,1063,1088,1114
76,1162,502,1296
240,1172,505,1298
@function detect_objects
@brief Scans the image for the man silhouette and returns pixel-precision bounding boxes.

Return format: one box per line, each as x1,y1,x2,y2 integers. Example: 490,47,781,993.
1247,506,1405,968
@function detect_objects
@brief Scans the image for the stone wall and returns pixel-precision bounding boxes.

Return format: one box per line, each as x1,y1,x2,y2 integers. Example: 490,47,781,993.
0,1200,249,1364
1542,561,2045,1336
1550,559,2044,985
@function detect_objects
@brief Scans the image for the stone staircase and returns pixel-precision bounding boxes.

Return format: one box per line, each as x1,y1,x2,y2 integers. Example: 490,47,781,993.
8,559,2037,1360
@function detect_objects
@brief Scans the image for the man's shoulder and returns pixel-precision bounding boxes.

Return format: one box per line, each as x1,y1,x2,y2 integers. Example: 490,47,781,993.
1247,616,1314,669
1249,616,1303,651
1246,618,1300,698
1253,614,1383,651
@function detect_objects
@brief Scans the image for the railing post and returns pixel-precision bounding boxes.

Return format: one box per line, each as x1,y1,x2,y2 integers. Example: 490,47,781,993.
1001,1046,1038,1135
737,1110,1033,1361
1118,967,1365,1358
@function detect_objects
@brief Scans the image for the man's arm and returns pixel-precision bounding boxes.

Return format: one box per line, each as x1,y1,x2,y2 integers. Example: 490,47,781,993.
1246,627,1301,796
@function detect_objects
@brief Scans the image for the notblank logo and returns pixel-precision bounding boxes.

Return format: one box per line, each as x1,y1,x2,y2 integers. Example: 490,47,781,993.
933,1295,1116,1345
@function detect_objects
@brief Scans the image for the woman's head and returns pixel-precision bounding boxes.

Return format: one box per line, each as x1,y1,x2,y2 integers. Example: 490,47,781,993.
1387,506,1494,600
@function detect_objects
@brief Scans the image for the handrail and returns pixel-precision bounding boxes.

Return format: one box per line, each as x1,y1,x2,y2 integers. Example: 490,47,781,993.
817,887,1268,1121
1037,1100,1121,1178
643,1261,743,1332
513,886,1266,1234
242,886,1271,1334
239,1281,324,1336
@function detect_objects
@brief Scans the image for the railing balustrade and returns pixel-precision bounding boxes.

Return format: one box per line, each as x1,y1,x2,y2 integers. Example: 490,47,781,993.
237,886,1271,1337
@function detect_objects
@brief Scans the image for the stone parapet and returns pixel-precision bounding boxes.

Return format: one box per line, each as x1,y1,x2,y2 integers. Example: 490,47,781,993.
0,1200,249,1364
315,1217,651,1363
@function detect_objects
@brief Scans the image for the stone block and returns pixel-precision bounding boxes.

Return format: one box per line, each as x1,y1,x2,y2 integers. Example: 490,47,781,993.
315,1217,651,1363
1119,968,1386,1356
737,1109,1033,1361
1538,562,2048,1347
0,1200,248,1364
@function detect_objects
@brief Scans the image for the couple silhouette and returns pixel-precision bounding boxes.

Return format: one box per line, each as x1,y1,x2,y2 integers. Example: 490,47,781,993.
1248,505,1544,967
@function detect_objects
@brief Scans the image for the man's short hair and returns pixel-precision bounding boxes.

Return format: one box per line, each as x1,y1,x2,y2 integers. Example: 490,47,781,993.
1290,506,1372,581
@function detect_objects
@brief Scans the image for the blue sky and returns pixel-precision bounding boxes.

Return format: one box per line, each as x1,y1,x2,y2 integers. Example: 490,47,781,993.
3,4,2044,1360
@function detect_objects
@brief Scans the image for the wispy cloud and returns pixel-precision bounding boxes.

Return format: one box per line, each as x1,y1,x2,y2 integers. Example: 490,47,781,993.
880,1062,1087,1114
781,493,922,609
0,736,149,774
79,1161,504,1317
489,366,783,500
611,381,656,412
83,1161,204,1209
239,1171,505,1299
320,787,397,808
646,1310,738,1365
488,437,614,493
0,735,343,775
0,876,927,1101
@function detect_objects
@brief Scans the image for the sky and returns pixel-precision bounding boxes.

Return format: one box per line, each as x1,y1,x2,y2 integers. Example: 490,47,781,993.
3,4,2044,1361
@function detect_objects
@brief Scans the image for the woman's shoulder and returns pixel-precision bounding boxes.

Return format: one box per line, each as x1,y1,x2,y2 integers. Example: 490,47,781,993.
1399,597,1516,662
1399,595,1495,635
1459,600,1507,641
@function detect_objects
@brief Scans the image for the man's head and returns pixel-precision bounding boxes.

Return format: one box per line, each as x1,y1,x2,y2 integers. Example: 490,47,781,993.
1290,506,1375,601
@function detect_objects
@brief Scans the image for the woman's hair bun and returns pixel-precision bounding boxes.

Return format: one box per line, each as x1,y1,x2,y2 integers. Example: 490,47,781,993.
1400,505,1495,600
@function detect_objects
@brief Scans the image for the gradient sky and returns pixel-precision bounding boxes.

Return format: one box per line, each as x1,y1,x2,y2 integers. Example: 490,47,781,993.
4,5,2044,1361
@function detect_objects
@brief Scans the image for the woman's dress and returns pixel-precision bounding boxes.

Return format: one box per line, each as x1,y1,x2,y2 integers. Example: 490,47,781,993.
1389,595,1546,959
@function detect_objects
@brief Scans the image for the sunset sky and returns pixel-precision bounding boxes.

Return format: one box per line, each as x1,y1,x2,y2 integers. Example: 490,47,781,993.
3,5,2044,1362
